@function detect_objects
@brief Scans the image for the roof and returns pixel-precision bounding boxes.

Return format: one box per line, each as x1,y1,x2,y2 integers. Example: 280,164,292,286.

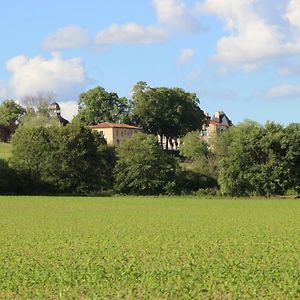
210,111,232,127
89,122,141,129
57,115,69,126
209,120,228,126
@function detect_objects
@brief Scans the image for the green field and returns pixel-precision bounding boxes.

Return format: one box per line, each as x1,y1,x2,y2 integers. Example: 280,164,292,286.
0,196,299,299
0,142,12,160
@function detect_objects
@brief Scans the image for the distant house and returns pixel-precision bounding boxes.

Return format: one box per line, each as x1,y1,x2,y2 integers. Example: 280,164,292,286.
201,111,232,140
88,122,141,145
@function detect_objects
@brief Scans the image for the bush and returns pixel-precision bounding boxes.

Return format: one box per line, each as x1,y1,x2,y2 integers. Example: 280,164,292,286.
176,169,218,194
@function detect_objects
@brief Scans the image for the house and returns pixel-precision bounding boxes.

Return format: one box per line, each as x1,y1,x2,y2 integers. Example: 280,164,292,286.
88,122,141,145
201,111,232,140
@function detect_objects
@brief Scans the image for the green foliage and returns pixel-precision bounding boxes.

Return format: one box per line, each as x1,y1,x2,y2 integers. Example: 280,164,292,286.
0,159,17,194
180,131,209,160
131,82,206,147
0,142,12,160
176,168,218,194
114,133,177,195
10,124,112,194
216,121,300,196
179,131,219,185
0,100,25,126
77,86,130,125
0,100,25,142
0,196,299,299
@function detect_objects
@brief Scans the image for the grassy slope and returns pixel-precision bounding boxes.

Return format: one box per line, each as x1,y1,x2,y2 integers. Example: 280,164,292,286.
0,196,299,299
0,142,12,160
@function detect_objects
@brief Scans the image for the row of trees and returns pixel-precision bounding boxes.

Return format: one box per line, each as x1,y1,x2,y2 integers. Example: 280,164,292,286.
0,125,217,195
1,83,299,197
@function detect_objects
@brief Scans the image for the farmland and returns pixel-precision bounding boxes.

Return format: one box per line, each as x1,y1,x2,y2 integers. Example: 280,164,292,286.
0,196,299,299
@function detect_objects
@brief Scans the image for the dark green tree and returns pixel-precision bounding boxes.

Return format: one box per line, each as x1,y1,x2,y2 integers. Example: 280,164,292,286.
216,121,295,196
10,126,51,193
114,133,177,195
0,159,18,194
11,124,112,194
77,86,130,125
131,82,206,148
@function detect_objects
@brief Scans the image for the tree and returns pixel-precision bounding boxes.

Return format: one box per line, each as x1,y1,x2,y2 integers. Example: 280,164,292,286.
11,124,111,194
180,131,209,161
77,86,130,125
0,100,25,142
216,121,294,196
114,133,177,195
10,126,51,193
131,82,206,149
281,123,300,194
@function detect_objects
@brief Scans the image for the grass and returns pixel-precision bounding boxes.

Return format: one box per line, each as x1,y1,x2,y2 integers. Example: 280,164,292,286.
0,196,299,299
0,142,12,160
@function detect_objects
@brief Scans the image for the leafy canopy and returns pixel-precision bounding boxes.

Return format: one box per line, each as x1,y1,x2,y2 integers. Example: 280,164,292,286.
77,86,130,125
131,82,206,141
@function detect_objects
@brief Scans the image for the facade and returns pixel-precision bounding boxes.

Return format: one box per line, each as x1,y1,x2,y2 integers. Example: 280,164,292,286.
201,111,232,141
89,122,141,145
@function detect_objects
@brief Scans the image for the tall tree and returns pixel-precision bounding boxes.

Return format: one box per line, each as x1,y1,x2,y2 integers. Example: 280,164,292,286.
77,86,130,125
0,100,25,142
114,133,177,195
131,82,206,148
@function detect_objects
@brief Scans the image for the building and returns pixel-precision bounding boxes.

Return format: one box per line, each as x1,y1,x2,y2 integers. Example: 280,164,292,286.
88,122,141,145
49,102,69,126
201,111,232,140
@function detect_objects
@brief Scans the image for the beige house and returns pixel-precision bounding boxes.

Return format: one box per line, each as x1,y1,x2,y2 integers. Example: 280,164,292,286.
201,111,232,141
89,122,141,145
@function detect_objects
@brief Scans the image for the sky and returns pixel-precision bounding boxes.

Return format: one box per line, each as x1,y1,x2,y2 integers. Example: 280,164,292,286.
1,0,300,124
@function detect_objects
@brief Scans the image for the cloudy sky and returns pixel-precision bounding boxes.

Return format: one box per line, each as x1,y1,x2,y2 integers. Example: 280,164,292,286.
1,0,300,123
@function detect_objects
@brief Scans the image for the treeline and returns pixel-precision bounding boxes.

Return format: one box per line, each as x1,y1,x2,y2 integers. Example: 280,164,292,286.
0,83,299,197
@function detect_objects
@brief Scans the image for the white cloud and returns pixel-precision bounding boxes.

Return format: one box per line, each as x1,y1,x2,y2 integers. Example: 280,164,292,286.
95,23,168,45
94,0,202,47
43,25,89,50
6,52,88,100
266,84,300,98
152,0,201,32
60,101,78,121
285,0,300,29
198,0,300,70
176,48,195,66
200,0,283,66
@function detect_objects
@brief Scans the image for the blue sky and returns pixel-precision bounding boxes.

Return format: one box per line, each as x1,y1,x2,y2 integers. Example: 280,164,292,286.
1,0,300,124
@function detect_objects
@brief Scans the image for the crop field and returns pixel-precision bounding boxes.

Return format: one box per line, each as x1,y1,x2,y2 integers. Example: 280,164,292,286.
0,142,12,160
0,196,299,299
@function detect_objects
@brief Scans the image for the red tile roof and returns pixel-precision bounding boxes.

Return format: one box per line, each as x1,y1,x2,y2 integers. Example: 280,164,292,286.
89,122,141,129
